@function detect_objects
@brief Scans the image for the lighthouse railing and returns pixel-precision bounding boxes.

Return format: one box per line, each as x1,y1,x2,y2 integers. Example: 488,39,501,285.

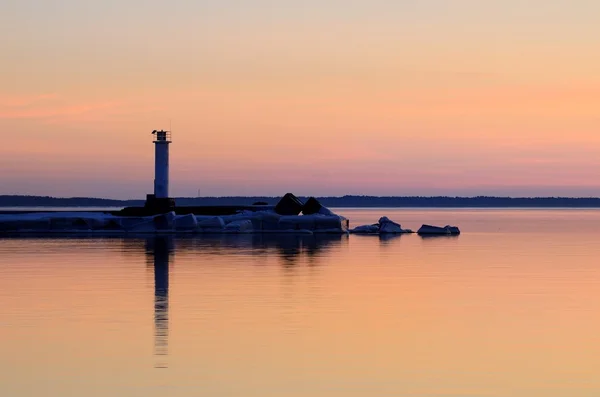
153,131,172,143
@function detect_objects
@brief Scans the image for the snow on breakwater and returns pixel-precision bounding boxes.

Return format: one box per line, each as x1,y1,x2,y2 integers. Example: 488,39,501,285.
0,210,350,235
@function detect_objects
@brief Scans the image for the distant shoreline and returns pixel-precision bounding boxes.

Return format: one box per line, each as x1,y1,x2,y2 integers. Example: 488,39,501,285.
3,195,600,208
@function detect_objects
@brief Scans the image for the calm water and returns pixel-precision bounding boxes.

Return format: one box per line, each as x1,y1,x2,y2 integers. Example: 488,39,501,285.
2,208,600,397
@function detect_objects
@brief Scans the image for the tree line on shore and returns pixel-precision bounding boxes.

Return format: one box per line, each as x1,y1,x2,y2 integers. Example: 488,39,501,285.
3,195,600,208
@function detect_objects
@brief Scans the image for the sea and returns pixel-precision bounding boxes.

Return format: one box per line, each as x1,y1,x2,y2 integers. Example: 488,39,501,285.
2,208,600,397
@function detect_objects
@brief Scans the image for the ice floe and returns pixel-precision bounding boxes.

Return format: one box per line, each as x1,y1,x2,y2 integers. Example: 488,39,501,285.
417,224,461,235
350,216,413,235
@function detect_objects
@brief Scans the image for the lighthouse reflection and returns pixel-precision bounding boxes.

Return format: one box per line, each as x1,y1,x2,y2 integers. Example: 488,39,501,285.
140,233,344,368
144,236,173,369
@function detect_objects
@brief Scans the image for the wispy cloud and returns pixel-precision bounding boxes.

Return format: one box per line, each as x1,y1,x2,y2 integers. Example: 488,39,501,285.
0,93,58,108
0,93,163,123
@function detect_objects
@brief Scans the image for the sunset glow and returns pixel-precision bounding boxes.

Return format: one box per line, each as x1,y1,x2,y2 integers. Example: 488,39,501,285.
2,0,600,198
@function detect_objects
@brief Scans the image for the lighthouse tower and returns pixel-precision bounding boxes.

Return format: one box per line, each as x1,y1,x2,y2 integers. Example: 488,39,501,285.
145,130,175,213
153,130,171,198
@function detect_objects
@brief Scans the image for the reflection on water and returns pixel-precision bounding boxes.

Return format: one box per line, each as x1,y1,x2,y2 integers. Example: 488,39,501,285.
133,234,346,369
144,237,173,369
4,209,600,397
171,233,346,264
352,233,403,242
419,234,461,240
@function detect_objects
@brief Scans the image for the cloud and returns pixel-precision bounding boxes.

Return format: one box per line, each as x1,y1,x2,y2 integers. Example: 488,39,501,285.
0,93,163,123
0,93,58,108
0,93,119,120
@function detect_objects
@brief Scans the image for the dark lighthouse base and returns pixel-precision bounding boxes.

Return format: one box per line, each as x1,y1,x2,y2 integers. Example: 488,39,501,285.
141,194,176,215
117,194,274,217
116,192,311,217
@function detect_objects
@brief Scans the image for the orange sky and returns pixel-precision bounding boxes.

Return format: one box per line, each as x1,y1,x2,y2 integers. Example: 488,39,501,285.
2,1,600,198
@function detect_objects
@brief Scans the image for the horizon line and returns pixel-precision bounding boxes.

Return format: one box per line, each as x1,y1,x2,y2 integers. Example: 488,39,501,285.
3,194,600,200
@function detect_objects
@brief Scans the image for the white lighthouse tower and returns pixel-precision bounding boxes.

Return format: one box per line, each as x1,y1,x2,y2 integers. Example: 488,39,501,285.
145,130,174,213
152,129,171,198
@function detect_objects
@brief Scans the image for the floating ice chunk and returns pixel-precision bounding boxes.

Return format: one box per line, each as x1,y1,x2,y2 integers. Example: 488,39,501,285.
119,217,148,231
3,212,102,233
224,219,253,232
127,218,156,232
313,214,348,232
0,212,119,232
153,212,176,230
378,217,404,234
121,213,176,232
352,224,380,234
49,217,84,230
417,224,460,235
197,216,225,231
102,219,123,230
174,214,198,230
351,216,412,234
220,211,254,223
444,225,461,234
245,210,281,231
278,215,316,231
0,217,50,232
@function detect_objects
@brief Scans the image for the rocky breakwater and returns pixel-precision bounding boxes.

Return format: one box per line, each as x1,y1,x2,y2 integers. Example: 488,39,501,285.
0,193,349,235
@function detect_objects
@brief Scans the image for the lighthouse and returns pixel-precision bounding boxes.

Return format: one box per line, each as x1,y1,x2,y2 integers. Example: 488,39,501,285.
145,130,175,213
152,130,171,198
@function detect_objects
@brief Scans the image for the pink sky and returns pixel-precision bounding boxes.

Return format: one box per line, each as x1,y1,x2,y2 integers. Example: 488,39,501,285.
2,0,600,198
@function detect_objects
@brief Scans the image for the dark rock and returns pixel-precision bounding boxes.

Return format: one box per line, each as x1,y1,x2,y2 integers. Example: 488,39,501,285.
274,193,304,215
302,197,323,215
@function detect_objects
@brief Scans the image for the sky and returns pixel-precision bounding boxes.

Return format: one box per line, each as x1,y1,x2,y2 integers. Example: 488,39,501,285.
1,0,600,198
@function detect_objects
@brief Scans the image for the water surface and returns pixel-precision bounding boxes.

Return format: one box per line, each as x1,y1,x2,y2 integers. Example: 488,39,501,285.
2,209,600,397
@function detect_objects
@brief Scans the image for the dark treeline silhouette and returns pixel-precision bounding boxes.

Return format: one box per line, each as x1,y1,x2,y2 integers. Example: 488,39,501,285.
3,195,600,208
0,195,145,207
